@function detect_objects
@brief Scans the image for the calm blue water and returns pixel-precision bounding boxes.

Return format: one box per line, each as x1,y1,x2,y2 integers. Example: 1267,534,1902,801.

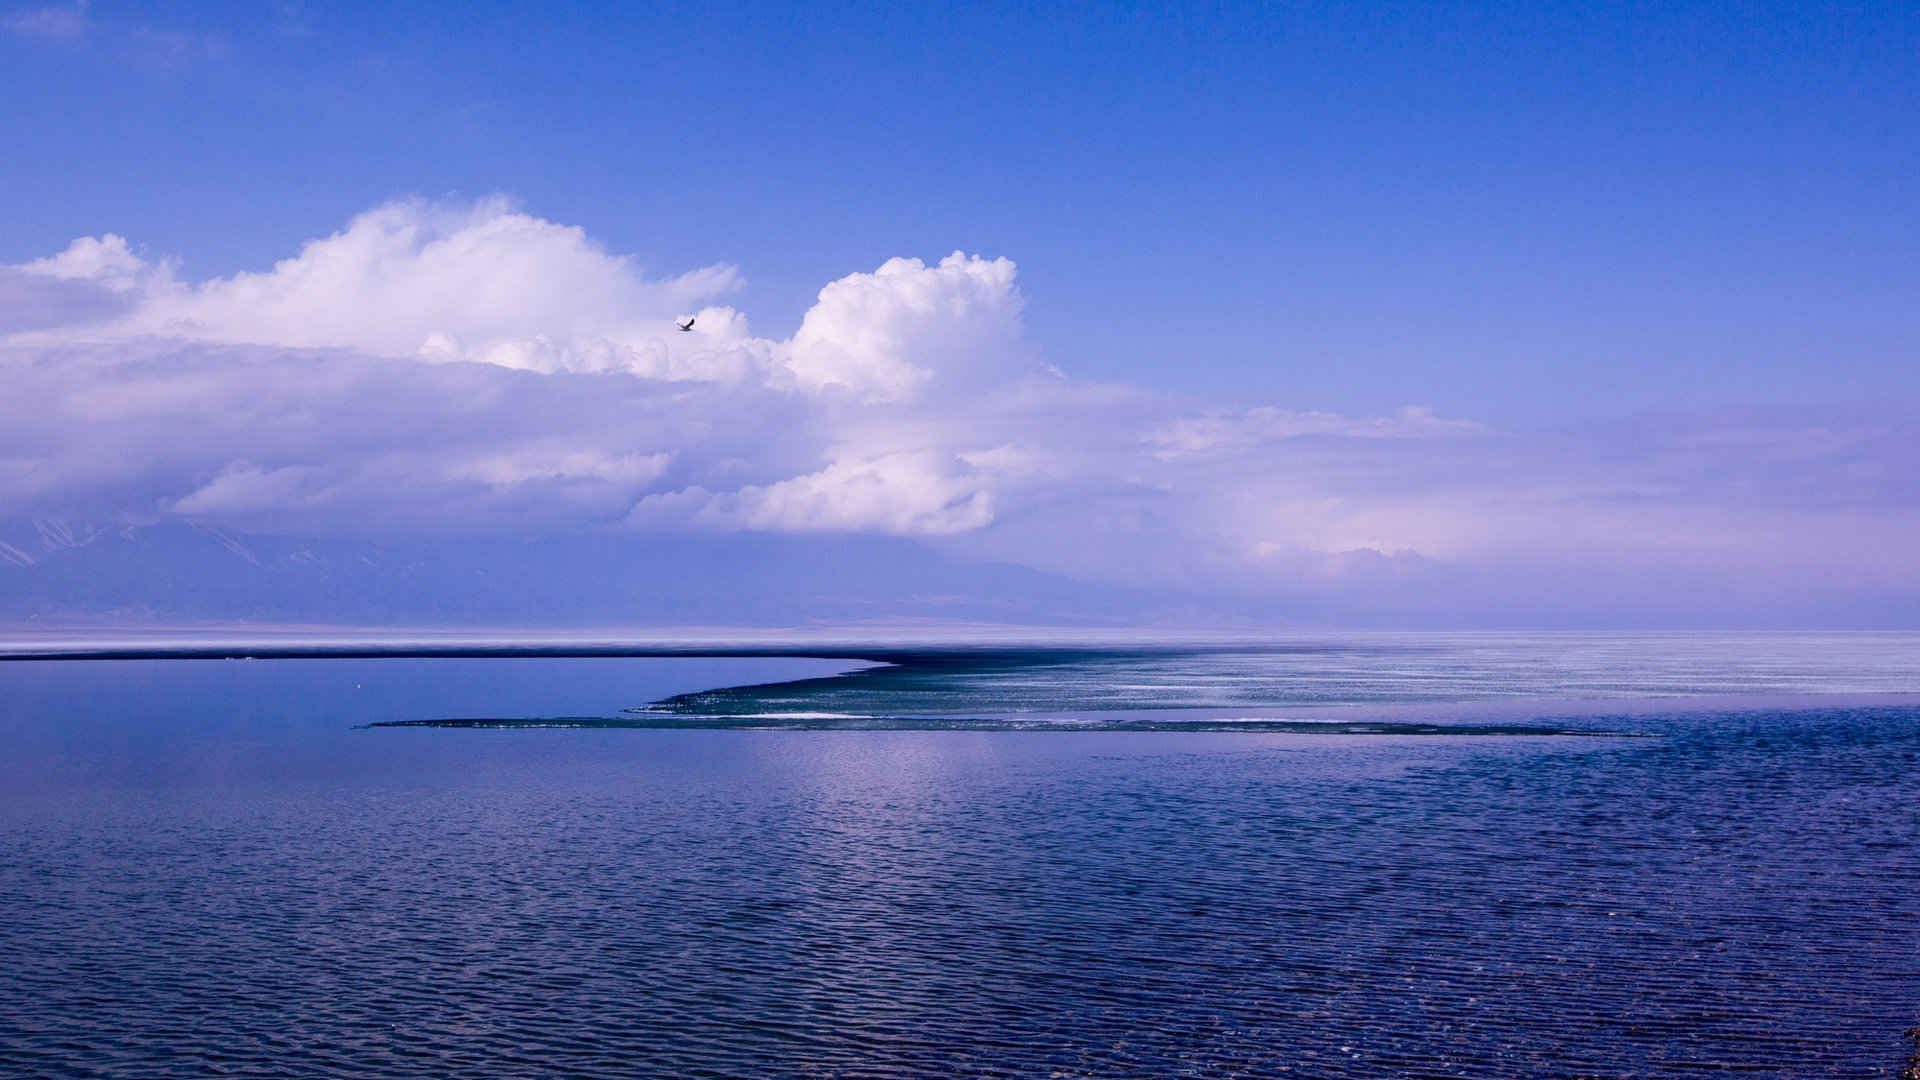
2,638,1918,1077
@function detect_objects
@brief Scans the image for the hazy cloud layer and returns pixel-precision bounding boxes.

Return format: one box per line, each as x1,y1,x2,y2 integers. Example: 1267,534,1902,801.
6,197,1917,620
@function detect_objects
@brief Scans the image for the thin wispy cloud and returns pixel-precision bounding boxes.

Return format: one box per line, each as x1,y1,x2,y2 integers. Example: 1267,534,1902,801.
4,0,222,66
125,24,224,68
2,0,87,41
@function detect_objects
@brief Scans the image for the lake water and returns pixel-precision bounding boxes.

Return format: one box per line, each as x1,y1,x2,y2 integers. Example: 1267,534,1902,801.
2,634,1917,1077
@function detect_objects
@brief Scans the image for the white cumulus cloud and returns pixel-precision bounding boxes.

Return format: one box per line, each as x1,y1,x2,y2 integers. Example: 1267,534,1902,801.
787,252,1024,401
7,196,1913,620
18,233,158,292
633,451,995,536
14,198,750,379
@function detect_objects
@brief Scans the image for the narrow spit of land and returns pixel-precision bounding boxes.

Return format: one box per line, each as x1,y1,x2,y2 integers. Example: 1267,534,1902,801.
9,634,1920,732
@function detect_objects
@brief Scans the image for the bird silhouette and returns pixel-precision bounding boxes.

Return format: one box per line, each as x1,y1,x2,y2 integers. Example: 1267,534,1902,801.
675,317,695,332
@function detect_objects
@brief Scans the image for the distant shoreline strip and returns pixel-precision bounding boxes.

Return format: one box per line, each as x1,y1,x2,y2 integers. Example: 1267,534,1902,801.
0,640,1209,663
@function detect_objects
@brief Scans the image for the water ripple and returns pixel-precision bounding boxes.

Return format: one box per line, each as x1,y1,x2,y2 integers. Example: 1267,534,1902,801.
2,705,1917,1076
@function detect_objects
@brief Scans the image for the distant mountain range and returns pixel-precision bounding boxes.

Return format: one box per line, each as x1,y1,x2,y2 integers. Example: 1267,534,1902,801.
10,516,1911,632
0,517,1164,628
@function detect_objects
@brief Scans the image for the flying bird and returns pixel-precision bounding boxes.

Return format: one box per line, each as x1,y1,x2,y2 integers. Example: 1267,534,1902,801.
676,317,695,332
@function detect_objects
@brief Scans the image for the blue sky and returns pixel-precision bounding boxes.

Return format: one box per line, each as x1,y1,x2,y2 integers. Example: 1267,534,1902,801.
3,1,1917,624
8,0,1915,414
